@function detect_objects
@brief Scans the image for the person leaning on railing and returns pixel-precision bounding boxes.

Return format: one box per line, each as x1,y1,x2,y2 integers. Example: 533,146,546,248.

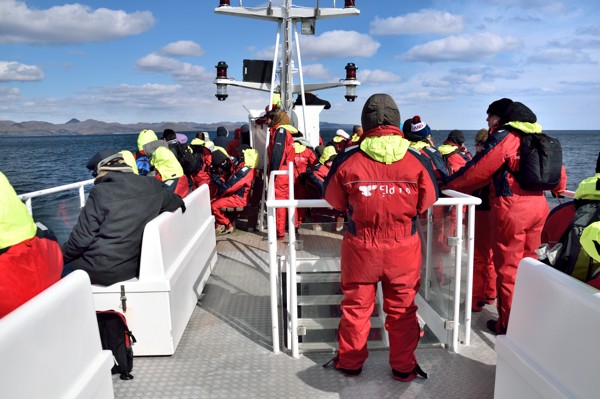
61,149,185,286
442,98,567,335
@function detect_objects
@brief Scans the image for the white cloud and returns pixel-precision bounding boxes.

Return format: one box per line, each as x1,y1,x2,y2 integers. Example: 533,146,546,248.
136,54,211,81
299,31,380,60
0,87,21,106
576,26,600,36
253,46,276,60
490,0,569,14
302,64,330,79
0,61,43,81
359,69,402,84
0,0,154,44
160,41,204,57
403,33,521,62
253,31,379,61
370,10,465,36
527,48,594,64
70,83,191,119
81,83,182,105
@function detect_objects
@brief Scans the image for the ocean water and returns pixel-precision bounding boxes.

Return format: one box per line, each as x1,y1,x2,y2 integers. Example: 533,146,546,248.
1,130,598,242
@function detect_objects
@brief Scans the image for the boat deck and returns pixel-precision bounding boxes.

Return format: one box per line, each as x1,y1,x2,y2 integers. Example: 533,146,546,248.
112,228,498,398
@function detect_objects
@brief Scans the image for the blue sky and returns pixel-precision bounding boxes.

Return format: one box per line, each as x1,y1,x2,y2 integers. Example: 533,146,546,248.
1,0,599,129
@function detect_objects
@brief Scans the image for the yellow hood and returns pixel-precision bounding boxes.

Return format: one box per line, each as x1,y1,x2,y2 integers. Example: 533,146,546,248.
360,135,410,164
0,172,37,250
151,146,184,179
137,129,158,151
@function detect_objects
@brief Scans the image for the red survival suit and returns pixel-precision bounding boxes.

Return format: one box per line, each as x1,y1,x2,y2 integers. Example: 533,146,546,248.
438,141,472,174
152,146,189,198
226,128,242,158
189,138,213,189
0,171,62,318
324,113,438,374
293,140,317,227
444,102,566,333
211,152,257,228
407,140,451,285
472,186,497,310
267,111,296,238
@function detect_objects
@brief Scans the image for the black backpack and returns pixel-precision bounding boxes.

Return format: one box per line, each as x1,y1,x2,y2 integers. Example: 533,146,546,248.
513,133,562,190
169,142,202,177
552,201,600,282
96,310,136,380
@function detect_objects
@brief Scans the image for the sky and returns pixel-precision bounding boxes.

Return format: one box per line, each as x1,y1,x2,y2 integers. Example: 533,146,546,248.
1,0,599,130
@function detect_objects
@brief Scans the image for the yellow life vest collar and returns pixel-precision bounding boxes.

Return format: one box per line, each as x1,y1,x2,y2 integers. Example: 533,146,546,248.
360,135,410,164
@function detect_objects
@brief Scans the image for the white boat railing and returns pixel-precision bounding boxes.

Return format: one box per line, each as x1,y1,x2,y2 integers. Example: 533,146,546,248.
429,191,481,347
265,162,482,357
17,178,94,215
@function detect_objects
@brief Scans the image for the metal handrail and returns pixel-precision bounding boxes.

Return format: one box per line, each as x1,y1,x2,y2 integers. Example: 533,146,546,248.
17,179,94,215
265,164,482,356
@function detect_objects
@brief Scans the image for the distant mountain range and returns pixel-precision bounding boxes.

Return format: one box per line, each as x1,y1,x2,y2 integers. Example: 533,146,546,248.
0,118,351,136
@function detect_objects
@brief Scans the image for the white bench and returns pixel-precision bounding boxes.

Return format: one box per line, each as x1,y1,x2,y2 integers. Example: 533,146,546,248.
0,270,114,399
495,257,600,399
91,184,217,356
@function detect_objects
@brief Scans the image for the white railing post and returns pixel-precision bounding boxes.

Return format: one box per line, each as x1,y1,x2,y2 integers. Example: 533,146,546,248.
78,185,86,208
267,170,280,354
424,207,433,301
286,162,300,358
463,204,476,345
452,203,464,352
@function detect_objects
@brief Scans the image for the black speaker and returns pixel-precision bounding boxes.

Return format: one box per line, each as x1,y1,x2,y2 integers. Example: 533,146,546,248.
243,60,273,84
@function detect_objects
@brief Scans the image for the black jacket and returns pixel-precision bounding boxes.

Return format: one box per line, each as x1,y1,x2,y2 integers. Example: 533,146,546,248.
62,171,184,285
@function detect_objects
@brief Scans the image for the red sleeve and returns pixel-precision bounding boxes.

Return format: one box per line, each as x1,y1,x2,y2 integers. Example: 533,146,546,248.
323,161,349,212
309,150,317,167
219,167,254,198
445,135,515,193
447,153,467,175
551,164,567,196
417,164,439,215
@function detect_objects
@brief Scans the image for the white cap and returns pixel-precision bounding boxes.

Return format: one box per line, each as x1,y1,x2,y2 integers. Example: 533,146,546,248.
335,129,350,140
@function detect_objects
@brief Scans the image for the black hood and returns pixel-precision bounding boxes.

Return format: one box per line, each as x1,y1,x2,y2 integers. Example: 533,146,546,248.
361,93,400,132
500,102,537,125
447,130,465,146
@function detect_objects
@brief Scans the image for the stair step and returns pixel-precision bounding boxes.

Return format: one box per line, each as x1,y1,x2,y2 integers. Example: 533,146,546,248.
297,295,344,306
298,317,383,330
300,340,388,353
297,273,340,283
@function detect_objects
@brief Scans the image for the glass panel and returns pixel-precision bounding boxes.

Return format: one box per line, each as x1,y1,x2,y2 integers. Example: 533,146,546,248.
419,205,457,321
30,190,88,244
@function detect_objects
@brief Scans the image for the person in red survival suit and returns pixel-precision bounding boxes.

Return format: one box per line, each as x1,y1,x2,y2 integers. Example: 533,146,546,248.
471,129,497,312
0,171,62,318
150,146,190,198
266,109,297,239
304,145,337,199
292,133,318,228
226,126,243,157
443,98,567,334
188,137,213,190
211,145,257,236
323,94,438,382
403,116,451,286
437,129,472,174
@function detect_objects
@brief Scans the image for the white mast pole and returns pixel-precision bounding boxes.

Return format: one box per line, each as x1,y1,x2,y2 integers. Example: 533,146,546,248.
281,0,293,113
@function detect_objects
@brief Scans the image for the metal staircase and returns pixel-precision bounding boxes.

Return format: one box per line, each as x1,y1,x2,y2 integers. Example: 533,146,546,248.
280,254,389,353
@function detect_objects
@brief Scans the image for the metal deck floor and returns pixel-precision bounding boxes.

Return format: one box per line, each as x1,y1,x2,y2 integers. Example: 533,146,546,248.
113,229,498,398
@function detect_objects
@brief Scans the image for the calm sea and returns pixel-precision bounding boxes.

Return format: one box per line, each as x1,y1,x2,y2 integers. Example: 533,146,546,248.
1,129,598,242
